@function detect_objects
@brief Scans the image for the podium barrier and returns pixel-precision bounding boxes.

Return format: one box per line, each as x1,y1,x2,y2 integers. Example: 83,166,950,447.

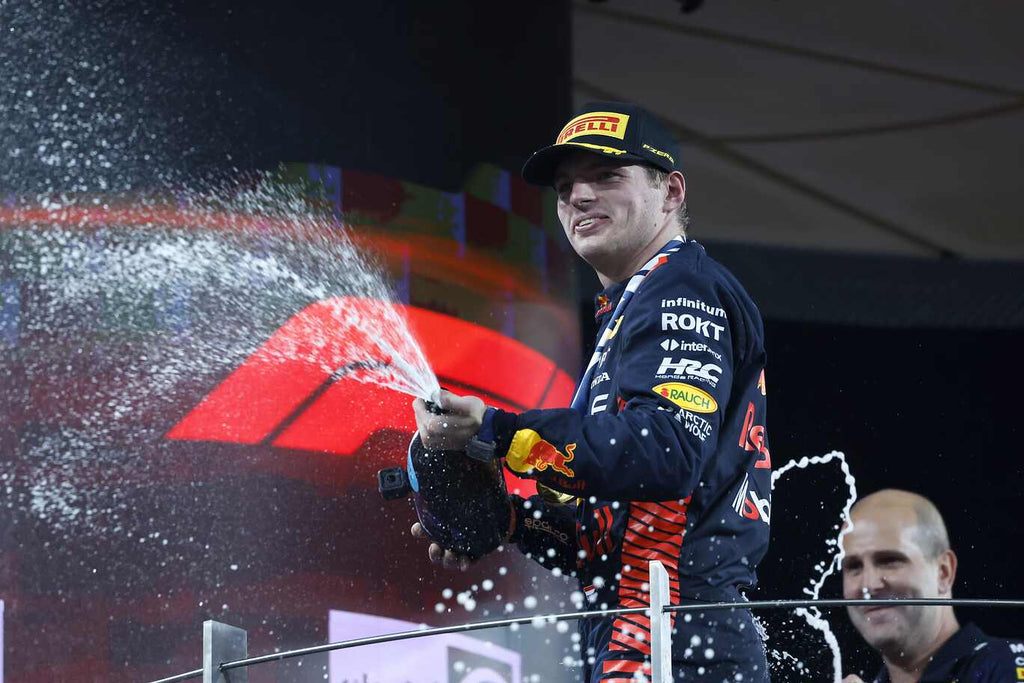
148,560,1024,683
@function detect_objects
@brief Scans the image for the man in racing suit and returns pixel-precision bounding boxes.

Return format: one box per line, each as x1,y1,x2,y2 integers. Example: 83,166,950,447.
414,101,772,682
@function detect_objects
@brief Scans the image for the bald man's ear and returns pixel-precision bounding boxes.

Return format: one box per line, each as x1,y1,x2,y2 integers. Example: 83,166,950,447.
937,549,957,596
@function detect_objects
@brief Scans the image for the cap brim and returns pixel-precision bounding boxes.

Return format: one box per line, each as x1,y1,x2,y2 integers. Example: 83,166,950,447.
521,142,648,187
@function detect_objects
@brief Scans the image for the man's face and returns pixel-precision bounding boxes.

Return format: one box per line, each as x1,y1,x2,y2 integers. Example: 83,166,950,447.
552,152,669,280
840,507,948,656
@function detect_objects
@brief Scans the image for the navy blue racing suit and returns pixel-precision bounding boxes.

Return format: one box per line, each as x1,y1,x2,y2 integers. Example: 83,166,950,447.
868,623,1024,682
483,238,772,682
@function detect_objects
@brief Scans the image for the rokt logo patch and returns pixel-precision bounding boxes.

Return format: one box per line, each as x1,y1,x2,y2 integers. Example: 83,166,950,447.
661,312,725,341
557,112,630,145
652,382,718,414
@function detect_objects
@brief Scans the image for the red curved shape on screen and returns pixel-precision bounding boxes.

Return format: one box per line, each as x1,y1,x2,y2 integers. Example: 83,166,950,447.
167,298,575,496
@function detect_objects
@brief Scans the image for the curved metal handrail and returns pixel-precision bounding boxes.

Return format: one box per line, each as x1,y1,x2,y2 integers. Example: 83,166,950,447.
150,669,203,683
147,596,1024,683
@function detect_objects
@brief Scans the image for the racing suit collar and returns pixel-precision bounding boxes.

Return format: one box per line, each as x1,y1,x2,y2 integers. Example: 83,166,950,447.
592,236,687,321
872,623,986,682
593,285,625,320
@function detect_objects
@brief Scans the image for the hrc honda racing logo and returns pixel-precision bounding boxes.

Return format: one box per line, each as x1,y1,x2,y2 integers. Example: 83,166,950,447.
656,356,722,387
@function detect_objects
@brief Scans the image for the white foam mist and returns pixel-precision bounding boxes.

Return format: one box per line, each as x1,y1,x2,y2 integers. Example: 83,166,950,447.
1,174,440,534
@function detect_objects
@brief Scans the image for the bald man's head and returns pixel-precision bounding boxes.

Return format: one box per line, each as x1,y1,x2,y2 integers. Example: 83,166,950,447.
850,489,950,559
841,489,960,665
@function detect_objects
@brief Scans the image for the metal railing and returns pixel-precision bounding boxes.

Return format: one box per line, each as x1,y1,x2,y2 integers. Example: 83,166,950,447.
148,560,1024,683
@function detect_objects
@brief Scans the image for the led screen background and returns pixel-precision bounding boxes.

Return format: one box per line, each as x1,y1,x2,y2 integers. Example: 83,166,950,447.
0,163,582,682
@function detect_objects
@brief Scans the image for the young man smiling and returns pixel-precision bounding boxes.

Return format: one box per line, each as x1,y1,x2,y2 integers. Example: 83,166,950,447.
412,102,772,681
551,152,686,287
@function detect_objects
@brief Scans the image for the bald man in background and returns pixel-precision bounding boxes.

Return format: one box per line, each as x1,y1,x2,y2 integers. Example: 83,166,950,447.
840,489,1023,682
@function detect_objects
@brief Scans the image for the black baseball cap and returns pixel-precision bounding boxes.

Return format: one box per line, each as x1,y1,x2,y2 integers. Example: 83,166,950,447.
521,101,682,186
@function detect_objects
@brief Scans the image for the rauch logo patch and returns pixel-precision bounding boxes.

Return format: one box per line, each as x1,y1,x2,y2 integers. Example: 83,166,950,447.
652,382,718,414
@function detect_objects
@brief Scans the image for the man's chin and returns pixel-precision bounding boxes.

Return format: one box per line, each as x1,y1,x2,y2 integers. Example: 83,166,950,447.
573,241,613,272
855,614,906,652
571,231,605,254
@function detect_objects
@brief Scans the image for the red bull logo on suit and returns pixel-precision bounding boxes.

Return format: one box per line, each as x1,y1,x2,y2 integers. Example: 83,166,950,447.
507,428,576,478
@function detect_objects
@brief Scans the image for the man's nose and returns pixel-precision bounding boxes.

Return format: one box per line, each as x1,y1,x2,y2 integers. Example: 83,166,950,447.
860,564,888,594
568,179,596,206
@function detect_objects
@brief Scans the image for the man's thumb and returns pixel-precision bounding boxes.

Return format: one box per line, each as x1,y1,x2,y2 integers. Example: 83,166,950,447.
439,390,473,415
436,389,452,411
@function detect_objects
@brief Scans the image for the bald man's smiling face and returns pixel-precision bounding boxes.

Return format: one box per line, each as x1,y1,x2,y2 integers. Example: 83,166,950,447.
840,505,952,656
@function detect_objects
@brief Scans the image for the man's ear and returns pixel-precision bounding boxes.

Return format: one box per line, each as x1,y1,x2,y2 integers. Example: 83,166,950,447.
664,171,686,212
937,549,957,596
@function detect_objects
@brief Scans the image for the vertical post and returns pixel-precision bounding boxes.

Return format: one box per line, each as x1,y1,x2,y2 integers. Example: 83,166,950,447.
649,560,672,683
203,620,248,683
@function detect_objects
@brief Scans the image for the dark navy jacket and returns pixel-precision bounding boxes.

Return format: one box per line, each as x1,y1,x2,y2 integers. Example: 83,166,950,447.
487,238,771,680
870,623,1024,682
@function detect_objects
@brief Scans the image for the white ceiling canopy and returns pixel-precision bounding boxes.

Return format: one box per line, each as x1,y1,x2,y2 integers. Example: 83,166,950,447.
572,1,1024,261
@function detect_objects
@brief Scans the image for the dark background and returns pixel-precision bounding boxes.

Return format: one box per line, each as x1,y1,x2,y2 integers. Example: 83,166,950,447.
1,0,1022,681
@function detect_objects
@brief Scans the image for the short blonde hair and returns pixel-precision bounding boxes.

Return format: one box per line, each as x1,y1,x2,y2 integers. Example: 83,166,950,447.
643,165,689,233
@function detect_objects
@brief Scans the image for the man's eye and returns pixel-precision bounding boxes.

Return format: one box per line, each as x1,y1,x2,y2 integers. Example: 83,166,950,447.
598,171,617,180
